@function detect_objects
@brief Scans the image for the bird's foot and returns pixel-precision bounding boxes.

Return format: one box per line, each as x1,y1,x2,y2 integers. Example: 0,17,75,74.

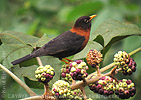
61,58,73,64
64,58,73,62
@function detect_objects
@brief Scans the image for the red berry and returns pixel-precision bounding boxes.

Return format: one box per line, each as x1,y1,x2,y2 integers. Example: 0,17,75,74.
76,69,81,73
61,73,66,78
66,69,70,73
75,60,83,64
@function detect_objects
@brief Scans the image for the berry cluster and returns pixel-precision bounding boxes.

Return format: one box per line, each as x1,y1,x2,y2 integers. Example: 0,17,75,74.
70,89,83,100
61,63,72,81
115,79,136,99
86,49,103,68
52,80,70,98
52,80,83,100
70,60,88,80
114,51,136,75
35,65,55,84
89,76,115,96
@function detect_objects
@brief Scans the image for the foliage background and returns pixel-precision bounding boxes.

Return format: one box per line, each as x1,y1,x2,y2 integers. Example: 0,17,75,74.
0,0,141,100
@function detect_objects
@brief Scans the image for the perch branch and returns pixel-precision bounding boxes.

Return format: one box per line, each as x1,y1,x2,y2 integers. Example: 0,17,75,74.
0,64,36,96
20,96,43,100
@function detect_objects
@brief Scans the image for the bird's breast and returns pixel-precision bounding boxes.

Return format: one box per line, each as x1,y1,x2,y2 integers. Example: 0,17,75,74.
70,28,90,49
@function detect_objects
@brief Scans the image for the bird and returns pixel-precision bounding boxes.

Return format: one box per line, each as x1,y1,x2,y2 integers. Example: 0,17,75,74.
11,15,96,65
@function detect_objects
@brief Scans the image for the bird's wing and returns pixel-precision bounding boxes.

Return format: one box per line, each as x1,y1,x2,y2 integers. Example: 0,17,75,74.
42,30,85,56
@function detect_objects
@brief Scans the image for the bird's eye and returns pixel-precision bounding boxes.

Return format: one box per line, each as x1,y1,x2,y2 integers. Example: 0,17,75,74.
84,19,89,23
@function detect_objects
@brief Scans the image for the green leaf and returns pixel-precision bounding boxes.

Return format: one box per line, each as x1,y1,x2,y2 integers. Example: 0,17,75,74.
92,19,141,55
34,34,52,47
0,43,32,69
73,41,103,60
12,65,44,89
0,31,39,46
12,56,62,88
12,65,37,81
24,77,44,89
93,35,104,47
0,31,52,68
90,7,124,36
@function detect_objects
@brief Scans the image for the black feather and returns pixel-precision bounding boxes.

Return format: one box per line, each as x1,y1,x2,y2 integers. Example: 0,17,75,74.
11,54,33,65
11,31,85,65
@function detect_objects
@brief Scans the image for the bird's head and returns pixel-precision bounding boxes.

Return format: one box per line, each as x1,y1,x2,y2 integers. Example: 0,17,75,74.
73,15,96,31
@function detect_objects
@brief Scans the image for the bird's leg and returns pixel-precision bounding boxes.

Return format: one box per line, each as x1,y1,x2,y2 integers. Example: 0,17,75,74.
63,58,73,62
61,59,70,64
61,58,73,64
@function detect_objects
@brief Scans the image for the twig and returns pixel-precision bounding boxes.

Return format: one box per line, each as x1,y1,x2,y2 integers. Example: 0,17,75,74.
80,87,87,100
129,47,141,56
0,64,36,96
20,96,43,100
110,66,118,76
36,57,43,66
72,79,76,85
43,84,56,100
96,65,101,76
87,63,115,79
71,47,141,89
71,72,111,90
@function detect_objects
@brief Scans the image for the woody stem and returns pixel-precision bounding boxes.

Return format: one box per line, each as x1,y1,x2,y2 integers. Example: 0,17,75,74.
0,64,36,96
36,57,43,66
71,47,141,89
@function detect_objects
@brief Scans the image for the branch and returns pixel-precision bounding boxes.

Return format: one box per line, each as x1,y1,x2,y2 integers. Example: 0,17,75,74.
80,87,87,100
71,47,141,90
0,64,36,96
129,47,141,56
43,84,56,100
87,63,115,79
36,57,43,66
20,96,43,100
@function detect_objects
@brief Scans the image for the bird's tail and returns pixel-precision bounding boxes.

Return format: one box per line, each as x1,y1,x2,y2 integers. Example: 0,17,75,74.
11,54,34,65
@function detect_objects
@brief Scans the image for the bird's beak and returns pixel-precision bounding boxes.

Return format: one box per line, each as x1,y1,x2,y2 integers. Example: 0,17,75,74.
89,15,97,21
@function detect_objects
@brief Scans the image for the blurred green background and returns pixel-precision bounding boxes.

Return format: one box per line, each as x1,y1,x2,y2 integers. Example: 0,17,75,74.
0,0,141,100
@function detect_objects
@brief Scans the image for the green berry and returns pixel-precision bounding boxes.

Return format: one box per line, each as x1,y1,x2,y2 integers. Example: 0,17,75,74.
80,62,86,66
72,62,77,66
122,82,127,87
41,77,46,81
71,67,76,72
77,64,83,69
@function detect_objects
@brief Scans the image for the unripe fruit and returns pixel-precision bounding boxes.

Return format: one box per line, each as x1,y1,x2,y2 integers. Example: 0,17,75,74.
114,51,137,75
52,80,83,99
70,61,88,80
61,63,72,82
35,65,55,84
61,60,88,81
